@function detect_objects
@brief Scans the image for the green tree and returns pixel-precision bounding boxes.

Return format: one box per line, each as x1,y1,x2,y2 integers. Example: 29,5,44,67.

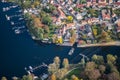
42,15,52,25
113,9,120,17
92,54,104,65
107,54,117,64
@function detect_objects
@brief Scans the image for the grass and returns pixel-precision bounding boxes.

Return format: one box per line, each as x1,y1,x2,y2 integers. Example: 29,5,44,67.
64,68,82,80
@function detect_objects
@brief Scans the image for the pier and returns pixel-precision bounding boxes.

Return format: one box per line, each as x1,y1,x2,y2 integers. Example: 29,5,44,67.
25,63,48,74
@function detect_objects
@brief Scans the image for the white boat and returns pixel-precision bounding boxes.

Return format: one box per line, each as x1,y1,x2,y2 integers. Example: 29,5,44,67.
41,73,48,80
18,17,24,20
5,15,10,20
29,66,33,70
3,8,6,11
14,29,21,34
11,21,14,25
68,48,75,55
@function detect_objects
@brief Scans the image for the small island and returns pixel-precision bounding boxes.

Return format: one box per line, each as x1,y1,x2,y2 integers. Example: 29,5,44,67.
7,0,120,47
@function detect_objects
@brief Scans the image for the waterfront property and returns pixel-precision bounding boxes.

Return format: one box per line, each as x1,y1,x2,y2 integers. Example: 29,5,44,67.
6,0,120,47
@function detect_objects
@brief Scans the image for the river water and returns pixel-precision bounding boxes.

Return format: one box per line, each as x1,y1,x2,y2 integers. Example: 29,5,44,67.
0,1,120,79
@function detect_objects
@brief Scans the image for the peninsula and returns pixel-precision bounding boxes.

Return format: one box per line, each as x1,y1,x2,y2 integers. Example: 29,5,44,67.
6,0,120,47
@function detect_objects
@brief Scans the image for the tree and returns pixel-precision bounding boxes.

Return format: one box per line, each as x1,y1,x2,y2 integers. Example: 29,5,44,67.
42,15,52,25
34,17,41,27
87,69,101,80
1,77,7,80
107,72,120,80
48,63,58,74
55,69,67,79
33,1,40,8
62,58,69,69
99,65,106,74
88,9,98,17
92,54,104,65
71,75,79,80
22,75,27,80
50,74,56,80
43,26,50,33
107,54,117,64
54,56,60,69
85,62,99,80
67,16,73,22
27,74,33,80
85,62,96,72
113,9,120,17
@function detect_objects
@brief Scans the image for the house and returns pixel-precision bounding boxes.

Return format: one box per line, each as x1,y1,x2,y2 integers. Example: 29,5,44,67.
102,13,111,20
52,17,62,25
114,2,120,6
117,19,120,32
81,20,88,25
76,4,85,8
74,13,83,20
99,0,107,3
66,23,75,29
86,0,92,7
57,8,66,19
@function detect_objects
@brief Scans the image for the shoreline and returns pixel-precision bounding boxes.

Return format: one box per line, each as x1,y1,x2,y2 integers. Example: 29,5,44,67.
33,37,120,47
77,41,120,47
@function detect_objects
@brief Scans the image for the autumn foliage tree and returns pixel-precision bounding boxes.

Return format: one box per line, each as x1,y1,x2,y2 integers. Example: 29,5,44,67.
62,58,69,69
71,75,79,80
54,56,60,69
50,74,56,80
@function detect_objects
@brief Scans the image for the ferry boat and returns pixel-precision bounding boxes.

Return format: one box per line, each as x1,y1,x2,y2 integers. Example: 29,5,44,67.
68,48,75,55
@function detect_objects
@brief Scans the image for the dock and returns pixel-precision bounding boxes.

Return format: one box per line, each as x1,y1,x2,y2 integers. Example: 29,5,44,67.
25,63,48,74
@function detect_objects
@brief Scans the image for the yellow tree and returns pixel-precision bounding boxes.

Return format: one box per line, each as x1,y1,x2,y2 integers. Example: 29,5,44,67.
93,29,97,36
107,54,117,64
67,16,73,22
71,75,79,80
62,58,69,69
48,63,58,74
54,56,60,69
33,1,40,8
50,74,56,80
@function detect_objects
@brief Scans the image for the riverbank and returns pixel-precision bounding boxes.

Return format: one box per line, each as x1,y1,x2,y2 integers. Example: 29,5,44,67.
77,41,120,47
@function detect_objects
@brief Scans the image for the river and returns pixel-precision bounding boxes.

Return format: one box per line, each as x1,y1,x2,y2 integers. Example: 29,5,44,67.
0,1,120,79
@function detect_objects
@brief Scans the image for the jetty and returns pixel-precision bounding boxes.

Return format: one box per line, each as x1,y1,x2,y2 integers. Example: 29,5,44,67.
25,63,48,74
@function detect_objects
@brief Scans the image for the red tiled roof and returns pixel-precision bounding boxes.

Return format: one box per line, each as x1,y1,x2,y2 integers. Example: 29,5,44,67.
114,2,120,5
76,4,85,8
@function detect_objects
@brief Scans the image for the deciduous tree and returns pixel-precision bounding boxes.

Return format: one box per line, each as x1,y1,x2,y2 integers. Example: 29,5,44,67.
62,58,69,69
50,74,56,80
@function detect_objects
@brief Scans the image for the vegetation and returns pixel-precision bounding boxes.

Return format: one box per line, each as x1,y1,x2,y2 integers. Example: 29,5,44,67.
1,54,120,80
